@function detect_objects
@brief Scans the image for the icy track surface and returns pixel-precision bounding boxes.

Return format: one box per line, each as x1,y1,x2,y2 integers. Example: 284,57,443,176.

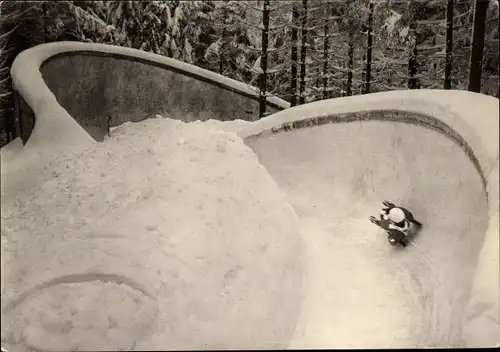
246,121,488,348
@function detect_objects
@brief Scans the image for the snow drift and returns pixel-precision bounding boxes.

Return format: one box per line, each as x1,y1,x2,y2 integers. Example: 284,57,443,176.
1,118,304,350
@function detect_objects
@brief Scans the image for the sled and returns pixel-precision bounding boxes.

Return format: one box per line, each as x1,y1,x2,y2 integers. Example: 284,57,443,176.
370,215,410,247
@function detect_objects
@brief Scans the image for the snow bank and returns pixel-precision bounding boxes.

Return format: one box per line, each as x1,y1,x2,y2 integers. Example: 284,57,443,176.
233,89,499,348
1,118,303,350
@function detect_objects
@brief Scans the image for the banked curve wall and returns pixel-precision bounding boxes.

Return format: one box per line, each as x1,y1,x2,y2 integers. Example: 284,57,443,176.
235,90,499,348
10,41,289,145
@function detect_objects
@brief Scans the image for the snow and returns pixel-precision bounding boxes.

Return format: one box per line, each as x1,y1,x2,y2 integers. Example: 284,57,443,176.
235,90,499,169
10,44,96,159
0,138,23,165
215,89,499,348
252,56,263,74
1,117,303,350
384,9,402,35
462,160,500,347
3,44,499,349
246,119,491,348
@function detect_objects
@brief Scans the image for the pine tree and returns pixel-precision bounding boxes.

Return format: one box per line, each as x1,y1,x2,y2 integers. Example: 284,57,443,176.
407,1,419,89
258,0,270,118
290,4,299,106
326,0,365,97
363,1,374,94
219,6,228,74
482,0,499,97
468,0,489,92
444,0,454,89
205,1,257,84
320,2,330,99
347,30,354,95
298,0,308,105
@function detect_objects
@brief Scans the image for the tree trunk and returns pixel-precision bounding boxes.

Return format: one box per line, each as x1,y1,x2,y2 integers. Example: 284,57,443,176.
290,5,299,106
467,0,488,93
362,54,366,94
258,0,270,118
167,2,180,57
408,40,419,89
364,2,373,94
444,0,454,89
316,66,320,89
322,2,330,100
219,9,227,75
299,0,308,105
407,2,419,90
346,31,353,96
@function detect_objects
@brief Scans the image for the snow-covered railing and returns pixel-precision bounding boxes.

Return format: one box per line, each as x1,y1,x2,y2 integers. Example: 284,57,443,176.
10,41,290,145
235,89,499,348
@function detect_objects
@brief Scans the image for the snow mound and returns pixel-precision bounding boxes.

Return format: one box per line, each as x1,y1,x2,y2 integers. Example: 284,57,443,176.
1,117,303,350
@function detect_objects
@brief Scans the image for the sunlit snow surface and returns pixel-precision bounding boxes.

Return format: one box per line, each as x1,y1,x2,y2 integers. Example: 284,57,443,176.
246,120,488,348
1,118,303,351
1,89,499,350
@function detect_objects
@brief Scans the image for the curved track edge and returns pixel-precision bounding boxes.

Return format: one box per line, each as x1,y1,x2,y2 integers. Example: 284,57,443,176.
236,90,499,347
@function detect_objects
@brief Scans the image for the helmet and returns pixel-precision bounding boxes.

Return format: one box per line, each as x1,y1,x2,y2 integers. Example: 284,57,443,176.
388,207,405,223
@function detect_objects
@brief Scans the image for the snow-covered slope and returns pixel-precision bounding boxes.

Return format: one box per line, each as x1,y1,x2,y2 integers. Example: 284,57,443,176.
1,118,303,351
1,89,498,349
